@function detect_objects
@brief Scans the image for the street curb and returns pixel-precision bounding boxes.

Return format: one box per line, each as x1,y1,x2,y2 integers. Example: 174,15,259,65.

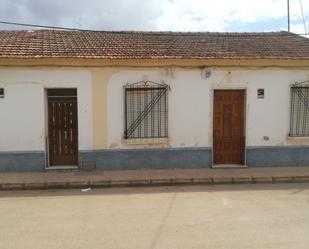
273,176,294,183
0,175,309,191
252,176,274,184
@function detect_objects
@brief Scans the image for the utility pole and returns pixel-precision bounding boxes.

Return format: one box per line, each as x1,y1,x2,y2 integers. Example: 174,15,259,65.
287,0,290,32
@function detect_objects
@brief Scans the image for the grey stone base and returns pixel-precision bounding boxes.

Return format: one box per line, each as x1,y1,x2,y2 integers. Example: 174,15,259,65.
0,151,45,172
246,146,309,167
79,147,213,170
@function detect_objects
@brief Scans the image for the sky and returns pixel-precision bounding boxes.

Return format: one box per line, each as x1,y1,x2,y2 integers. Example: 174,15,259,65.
0,0,308,34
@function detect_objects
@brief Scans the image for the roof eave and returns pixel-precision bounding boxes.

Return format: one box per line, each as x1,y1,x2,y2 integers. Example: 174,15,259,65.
0,57,309,67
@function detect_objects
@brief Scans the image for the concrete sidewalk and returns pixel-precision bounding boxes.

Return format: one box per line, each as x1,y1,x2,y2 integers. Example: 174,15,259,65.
1,166,309,190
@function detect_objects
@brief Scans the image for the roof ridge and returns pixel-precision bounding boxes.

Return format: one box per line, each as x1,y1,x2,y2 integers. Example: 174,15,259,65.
0,29,290,36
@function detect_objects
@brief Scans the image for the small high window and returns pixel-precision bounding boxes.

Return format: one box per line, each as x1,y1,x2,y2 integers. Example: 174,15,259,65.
290,86,309,136
124,81,169,139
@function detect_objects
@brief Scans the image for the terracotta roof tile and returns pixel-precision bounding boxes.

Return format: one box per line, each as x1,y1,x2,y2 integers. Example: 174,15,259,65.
0,30,309,59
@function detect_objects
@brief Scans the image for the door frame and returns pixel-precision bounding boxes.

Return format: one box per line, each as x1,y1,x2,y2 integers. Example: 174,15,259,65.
45,88,79,168
211,88,247,166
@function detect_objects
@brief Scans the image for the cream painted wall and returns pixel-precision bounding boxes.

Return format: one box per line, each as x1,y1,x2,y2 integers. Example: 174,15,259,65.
107,68,309,149
1,66,309,152
0,68,93,151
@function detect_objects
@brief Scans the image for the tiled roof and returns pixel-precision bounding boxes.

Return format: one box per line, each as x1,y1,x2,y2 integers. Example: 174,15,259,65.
0,30,309,59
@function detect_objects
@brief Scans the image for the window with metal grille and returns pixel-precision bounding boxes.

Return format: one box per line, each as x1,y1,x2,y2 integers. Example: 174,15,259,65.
290,86,309,136
124,81,169,139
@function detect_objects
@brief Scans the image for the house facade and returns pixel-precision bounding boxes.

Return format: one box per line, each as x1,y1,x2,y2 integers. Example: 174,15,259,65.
0,30,309,172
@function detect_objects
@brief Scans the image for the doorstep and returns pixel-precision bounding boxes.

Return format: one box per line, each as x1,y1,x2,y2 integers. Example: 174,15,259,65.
212,164,248,169
45,165,79,171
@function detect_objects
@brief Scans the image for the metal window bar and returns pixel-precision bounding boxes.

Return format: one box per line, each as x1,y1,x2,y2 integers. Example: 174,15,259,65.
290,87,309,136
124,83,168,139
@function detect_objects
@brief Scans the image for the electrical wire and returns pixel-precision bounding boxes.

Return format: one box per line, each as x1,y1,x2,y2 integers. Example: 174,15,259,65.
0,20,94,31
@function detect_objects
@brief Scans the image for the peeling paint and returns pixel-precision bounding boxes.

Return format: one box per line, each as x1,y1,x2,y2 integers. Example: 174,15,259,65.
109,143,119,149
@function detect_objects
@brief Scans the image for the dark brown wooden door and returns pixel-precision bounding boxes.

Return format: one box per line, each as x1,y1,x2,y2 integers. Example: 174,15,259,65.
213,90,245,165
48,89,78,166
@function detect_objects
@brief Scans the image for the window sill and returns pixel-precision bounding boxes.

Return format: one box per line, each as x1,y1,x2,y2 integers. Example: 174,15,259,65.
124,138,169,145
287,136,309,145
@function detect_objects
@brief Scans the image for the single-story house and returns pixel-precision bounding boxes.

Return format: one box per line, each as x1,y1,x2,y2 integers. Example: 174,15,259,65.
0,30,309,172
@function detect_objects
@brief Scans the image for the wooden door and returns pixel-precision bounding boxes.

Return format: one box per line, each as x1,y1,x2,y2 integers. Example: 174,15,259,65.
213,90,245,165
47,89,78,166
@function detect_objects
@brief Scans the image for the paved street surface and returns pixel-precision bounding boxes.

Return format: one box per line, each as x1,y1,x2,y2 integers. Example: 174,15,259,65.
1,183,309,249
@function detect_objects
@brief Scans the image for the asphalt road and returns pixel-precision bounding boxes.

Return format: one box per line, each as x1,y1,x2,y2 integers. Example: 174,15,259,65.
0,183,309,249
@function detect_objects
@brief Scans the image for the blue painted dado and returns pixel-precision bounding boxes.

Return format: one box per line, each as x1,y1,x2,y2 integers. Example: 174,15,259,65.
0,151,46,172
246,146,309,167
1,146,309,172
79,147,213,170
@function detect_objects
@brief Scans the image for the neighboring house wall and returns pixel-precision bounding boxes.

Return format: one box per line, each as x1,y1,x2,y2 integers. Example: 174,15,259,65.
0,68,93,171
1,66,309,171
